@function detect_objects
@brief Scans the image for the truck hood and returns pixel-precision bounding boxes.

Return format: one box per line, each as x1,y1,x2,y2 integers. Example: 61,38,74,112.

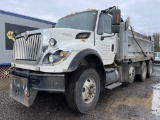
20,28,93,46
50,28,91,41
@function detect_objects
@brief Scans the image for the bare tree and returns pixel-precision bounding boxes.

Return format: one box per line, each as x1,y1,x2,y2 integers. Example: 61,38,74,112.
153,33,160,52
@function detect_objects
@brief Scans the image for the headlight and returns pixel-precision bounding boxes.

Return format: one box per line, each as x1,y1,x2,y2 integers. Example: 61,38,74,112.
42,48,73,65
48,54,54,63
49,38,57,46
60,51,64,57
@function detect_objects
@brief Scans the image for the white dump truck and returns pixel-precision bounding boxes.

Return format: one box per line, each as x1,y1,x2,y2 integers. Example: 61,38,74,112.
9,6,154,114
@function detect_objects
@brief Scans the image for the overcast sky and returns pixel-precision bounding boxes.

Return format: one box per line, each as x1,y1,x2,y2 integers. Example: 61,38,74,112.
0,0,160,33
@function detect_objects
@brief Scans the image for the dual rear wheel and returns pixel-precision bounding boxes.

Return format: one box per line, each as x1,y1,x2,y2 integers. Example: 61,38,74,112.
139,61,147,81
147,60,153,78
128,60,153,83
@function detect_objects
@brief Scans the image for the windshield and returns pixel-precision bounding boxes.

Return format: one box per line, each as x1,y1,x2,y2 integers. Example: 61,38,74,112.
55,11,97,31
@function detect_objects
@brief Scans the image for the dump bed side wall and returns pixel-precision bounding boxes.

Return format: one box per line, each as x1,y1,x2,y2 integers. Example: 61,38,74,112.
115,22,154,62
128,35,153,59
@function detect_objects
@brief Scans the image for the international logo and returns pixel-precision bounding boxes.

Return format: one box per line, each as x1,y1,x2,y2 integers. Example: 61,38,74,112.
7,31,15,41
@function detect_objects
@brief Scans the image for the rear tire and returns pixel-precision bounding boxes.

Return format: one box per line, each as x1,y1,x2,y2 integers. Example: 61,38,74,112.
128,64,135,83
66,68,100,114
139,61,147,82
147,60,153,78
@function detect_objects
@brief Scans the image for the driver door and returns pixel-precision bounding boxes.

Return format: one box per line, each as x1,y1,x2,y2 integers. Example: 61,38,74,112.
95,13,116,65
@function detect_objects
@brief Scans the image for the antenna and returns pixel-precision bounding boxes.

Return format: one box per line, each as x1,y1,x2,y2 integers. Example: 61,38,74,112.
117,0,119,9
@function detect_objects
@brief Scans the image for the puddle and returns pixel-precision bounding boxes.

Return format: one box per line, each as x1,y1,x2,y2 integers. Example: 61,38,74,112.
109,92,152,110
121,94,152,110
152,83,160,116
108,83,160,117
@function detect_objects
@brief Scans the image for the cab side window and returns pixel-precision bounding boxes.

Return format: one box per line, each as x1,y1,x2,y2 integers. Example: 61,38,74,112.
104,14,112,34
97,13,112,35
97,14,103,35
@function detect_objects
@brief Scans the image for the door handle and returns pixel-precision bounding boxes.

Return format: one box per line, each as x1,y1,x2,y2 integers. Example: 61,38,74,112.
111,44,114,52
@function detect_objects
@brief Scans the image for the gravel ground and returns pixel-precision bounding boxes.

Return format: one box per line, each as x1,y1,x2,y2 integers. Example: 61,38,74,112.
0,78,9,92
0,65,160,120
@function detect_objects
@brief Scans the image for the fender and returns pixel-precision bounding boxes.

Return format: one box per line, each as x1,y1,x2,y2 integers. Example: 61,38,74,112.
67,48,104,72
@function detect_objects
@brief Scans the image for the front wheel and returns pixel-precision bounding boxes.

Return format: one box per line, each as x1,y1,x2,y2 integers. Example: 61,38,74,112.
66,68,100,114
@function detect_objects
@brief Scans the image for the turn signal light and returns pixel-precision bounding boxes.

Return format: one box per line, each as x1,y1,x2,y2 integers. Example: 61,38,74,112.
60,51,69,57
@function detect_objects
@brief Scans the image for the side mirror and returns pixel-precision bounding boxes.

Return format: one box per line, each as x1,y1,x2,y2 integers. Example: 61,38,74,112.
112,25,120,33
112,9,121,33
112,9,121,25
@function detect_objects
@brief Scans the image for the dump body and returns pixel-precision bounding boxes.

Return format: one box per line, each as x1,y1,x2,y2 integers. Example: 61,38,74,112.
116,22,154,62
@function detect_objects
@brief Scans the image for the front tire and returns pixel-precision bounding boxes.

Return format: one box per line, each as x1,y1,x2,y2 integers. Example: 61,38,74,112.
66,68,100,114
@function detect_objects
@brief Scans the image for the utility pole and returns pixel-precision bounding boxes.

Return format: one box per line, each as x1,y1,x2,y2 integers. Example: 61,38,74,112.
157,34,160,52
159,36,160,52
159,35,160,52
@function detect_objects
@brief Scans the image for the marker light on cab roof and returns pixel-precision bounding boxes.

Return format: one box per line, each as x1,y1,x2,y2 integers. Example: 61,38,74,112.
66,9,97,17
66,12,79,17
87,8,97,11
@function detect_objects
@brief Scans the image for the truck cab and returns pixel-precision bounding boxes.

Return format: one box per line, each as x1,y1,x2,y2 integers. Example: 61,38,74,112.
9,6,154,114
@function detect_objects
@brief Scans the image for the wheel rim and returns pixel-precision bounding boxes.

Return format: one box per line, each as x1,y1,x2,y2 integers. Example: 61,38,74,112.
129,66,135,82
82,77,96,104
142,64,147,79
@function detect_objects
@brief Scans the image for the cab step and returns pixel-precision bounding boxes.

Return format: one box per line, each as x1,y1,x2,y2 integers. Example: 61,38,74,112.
105,82,122,90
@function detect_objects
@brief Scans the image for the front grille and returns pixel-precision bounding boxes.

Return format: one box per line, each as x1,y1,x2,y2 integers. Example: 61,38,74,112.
13,34,42,61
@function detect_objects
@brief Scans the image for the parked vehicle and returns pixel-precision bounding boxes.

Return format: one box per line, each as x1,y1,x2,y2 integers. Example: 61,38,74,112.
154,52,160,64
9,6,154,114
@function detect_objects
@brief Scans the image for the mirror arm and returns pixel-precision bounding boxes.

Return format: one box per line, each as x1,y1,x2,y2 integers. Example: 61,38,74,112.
101,33,115,41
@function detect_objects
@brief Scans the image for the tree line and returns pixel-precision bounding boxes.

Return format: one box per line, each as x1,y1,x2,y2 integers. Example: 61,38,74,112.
153,33,160,52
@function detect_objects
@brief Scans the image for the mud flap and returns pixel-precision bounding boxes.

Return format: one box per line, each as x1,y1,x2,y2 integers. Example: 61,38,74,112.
9,75,38,107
